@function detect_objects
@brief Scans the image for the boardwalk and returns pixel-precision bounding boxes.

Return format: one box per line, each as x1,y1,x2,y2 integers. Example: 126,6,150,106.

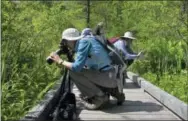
23,73,186,121
73,79,181,120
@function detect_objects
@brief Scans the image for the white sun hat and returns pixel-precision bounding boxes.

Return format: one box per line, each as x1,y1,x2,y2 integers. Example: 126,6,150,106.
62,28,84,41
120,31,136,40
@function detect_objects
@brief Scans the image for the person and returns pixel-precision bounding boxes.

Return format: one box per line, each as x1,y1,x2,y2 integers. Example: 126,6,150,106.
81,28,93,37
49,28,125,110
113,31,143,67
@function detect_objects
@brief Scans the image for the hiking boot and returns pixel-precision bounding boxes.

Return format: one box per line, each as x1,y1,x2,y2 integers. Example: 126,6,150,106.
116,93,125,105
110,87,125,105
82,95,109,110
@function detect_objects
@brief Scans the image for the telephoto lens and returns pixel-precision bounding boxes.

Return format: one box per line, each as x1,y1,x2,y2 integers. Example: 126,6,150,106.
46,56,54,65
46,49,63,65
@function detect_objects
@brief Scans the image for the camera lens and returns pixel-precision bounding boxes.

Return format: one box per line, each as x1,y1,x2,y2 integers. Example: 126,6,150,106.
46,57,54,65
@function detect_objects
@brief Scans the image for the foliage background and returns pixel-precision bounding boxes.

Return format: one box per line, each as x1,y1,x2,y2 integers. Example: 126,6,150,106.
1,1,188,120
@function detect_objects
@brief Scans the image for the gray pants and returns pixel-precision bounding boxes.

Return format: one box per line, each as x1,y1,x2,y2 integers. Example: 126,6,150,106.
70,68,117,98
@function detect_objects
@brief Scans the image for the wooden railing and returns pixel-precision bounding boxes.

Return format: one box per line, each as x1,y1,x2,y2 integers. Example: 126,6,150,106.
127,72,188,121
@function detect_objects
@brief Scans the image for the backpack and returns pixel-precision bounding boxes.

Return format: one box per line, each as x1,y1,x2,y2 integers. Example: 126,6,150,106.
94,35,125,66
108,37,119,44
52,69,77,121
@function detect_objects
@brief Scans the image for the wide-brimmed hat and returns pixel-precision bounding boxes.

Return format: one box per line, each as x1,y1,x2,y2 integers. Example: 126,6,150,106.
120,31,136,40
62,28,84,41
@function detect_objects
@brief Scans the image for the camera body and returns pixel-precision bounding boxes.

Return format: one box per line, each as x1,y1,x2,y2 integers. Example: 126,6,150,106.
46,39,74,64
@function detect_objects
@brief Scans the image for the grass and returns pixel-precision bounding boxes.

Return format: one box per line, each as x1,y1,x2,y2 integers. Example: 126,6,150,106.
141,70,188,103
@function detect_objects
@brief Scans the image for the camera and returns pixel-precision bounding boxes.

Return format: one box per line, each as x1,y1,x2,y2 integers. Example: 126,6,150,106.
46,39,74,64
46,49,64,65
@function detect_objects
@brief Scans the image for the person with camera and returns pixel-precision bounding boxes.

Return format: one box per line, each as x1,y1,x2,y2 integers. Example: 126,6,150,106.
113,31,144,67
48,28,125,110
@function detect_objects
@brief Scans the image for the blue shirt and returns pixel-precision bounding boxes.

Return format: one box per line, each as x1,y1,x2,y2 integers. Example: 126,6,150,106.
71,37,112,72
113,39,138,60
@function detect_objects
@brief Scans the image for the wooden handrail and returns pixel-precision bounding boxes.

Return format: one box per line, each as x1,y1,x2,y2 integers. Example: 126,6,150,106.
20,79,63,121
127,71,188,121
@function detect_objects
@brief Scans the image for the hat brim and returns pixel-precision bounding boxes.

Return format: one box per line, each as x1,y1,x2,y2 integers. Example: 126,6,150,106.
62,35,84,41
120,36,136,40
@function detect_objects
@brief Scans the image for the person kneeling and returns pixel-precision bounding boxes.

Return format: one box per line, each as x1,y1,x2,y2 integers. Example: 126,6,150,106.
49,28,125,110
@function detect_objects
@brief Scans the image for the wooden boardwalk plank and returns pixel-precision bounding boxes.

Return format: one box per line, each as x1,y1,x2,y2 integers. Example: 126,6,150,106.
78,114,180,120
73,80,181,120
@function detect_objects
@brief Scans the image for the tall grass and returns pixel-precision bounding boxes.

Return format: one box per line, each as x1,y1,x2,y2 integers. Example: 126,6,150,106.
1,1,86,120
1,37,61,120
2,2,59,120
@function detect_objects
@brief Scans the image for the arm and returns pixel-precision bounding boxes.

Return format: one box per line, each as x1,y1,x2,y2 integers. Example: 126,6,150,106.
61,60,73,70
118,41,138,60
50,40,91,72
71,40,91,72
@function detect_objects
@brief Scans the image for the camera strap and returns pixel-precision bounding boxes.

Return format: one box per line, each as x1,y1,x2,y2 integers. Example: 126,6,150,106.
59,67,72,98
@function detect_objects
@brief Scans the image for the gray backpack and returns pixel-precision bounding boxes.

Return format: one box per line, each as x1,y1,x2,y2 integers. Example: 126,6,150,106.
94,35,125,66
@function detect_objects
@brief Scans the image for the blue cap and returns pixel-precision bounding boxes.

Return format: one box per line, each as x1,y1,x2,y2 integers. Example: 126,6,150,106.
81,28,93,36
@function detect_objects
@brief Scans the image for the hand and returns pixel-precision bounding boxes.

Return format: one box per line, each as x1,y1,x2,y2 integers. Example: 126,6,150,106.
49,52,63,64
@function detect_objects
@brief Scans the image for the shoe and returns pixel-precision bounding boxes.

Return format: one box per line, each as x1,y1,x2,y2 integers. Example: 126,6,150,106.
82,95,108,110
116,93,125,105
110,87,125,105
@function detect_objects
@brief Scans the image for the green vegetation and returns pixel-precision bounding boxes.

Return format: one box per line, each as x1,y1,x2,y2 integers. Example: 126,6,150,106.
2,1,187,120
142,71,187,103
